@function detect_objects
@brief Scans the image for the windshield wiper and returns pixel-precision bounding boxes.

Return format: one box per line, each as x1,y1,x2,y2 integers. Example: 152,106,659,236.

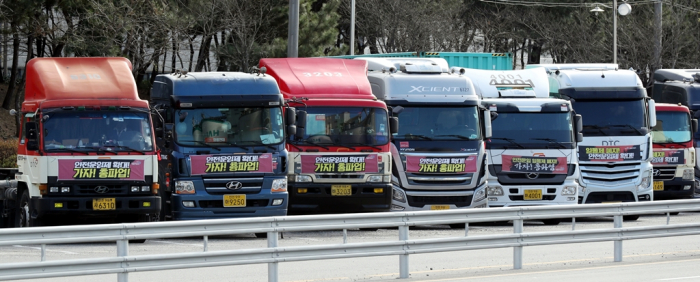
193,141,221,151
238,140,276,150
583,125,609,136
84,146,118,155
530,138,567,149
296,139,330,150
107,145,146,155
489,137,525,149
46,147,89,155
609,124,644,135
435,134,474,140
403,134,432,140
655,140,690,147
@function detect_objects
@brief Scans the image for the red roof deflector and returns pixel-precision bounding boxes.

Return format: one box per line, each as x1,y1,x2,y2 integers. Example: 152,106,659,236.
259,58,375,100
25,57,141,104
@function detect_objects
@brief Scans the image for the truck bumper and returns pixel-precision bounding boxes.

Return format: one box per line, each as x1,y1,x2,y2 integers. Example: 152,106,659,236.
171,192,288,220
488,181,578,208
288,182,391,213
32,196,161,217
579,184,653,204
390,182,488,211
653,177,695,199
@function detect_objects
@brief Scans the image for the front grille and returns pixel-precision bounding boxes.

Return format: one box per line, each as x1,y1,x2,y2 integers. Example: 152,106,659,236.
653,166,676,181
198,199,269,208
77,185,127,195
583,192,635,203
407,195,474,208
509,195,557,201
581,162,640,183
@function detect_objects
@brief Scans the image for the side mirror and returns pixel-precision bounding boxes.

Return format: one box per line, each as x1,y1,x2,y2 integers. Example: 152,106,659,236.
576,133,584,143
295,127,306,140
286,125,297,137
296,110,307,128
155,127,164,138
693,119,698,133
648,99,657,128
285,107,296,126
392,105,404,115
389,117,399,134
164,123,174,140
575,114,583,133
483,110,492,139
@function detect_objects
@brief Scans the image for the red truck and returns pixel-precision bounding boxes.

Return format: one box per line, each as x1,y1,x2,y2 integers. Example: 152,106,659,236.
651,103,698,199
259,58,398,213
0,57,160,227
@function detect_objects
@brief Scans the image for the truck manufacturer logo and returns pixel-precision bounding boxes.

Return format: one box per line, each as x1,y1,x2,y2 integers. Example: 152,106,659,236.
94,186,109,193
408,86,469,93
225,181,243,190
30,158,38,168
526,173,539,179
601,140,620,146
653,169,661,177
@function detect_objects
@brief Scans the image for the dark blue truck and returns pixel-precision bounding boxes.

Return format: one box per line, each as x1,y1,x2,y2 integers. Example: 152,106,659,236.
150,71,290,228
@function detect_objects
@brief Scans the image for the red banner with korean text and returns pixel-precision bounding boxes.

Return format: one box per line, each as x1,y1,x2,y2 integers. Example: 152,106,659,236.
301,154,379,173
501,155,567,174
405,155,477,174
58,159,145,181
190,153,273,175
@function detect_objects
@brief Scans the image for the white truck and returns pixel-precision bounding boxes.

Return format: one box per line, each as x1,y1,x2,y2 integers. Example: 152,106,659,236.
461,67,582,225
355,58,490,217
531,64,656,220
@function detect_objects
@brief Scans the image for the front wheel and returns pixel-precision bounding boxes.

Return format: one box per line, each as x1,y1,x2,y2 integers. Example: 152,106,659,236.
15,189,41,227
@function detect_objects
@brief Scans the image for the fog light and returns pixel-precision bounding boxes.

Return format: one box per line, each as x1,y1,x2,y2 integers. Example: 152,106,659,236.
474,204,487,208
561,186,576,195
143,202,151,207
54,202,63,208
488,197,498,201
141,186,150,192
131,186,140,192
683,185,691,190
272,198,284,206
391,204,405,211
297,188,308,194
50,187,59,193
182,201,195,207
567,197,576,201
392,188,406,203
374,188,384,193
61,187,70,193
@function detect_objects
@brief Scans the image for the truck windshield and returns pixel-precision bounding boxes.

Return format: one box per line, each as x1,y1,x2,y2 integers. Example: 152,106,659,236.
43,111,154,151
175,107,284,146
652,111,691,143
572,99,646,136
393,106,480,140
489,112,573,148
297,107,389,146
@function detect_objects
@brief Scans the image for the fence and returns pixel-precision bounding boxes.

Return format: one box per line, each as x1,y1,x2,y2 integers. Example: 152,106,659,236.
0,199,699,282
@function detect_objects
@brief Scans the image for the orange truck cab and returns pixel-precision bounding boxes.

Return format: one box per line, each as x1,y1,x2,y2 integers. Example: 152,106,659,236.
651,103,698,199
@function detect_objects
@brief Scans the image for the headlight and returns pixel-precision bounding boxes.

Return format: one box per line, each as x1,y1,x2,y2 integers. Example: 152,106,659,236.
487,186,503,196
296,175,312,183
683,168,694,180
141,186,150,192
175,181,195,194
50,187,59,193
271,178,288,193
60,187,70,193
561,186,576,195
392,187,407,203
368,175,383,183
637,170,652,191
131,186,140,192
473,188,486,202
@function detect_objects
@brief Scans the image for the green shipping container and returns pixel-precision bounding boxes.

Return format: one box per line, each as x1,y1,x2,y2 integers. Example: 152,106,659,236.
328,51,513,70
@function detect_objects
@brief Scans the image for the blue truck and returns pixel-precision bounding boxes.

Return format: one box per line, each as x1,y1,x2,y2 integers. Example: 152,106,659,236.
150,71,291,231
330,52,513,70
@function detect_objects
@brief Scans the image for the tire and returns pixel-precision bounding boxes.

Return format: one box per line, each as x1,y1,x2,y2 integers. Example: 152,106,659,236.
15,189,41,227
623,215,640,221
541,219,561,226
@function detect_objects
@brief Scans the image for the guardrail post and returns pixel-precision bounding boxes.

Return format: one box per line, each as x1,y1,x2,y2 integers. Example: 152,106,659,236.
513,219,523,270
41,244,46,261
399,225,409,279
343,229,347,244
117,239,129,282
464,223,469,237
268,231,279,282
203,236,208,252
613,215,622,262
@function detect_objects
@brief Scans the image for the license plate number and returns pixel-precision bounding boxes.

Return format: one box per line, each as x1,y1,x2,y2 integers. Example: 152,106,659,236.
93,198,115,210
653,181,664,191
431,205,450,210
523,189,542,200
224,194,246,207
331,185,352,196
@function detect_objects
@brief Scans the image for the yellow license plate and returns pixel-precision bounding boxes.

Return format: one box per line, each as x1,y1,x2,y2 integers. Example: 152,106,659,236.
223,194,246,207
653,181,664,191
523,189,542,200
93,198,115,210
331,185,352,196
431,205,450,210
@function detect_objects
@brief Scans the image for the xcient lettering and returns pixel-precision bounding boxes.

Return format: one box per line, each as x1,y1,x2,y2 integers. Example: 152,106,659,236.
408,86,468,93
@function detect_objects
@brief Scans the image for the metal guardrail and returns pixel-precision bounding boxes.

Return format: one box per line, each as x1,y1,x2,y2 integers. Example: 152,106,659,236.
0,199,699,281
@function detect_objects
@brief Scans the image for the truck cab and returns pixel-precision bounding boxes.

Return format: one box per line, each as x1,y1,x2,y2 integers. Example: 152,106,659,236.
532,64,656,219
651,103,697,199
260,58,397,214
150,71,288,221
462,67,582,224
652,69,700,195
355,58,489,212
